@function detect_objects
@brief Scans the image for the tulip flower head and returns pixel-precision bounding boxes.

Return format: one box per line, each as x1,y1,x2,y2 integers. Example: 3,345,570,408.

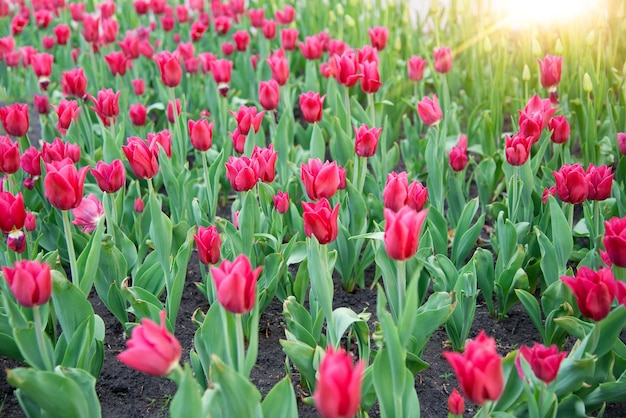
129,103,147,127
61,68,88,99
210,59,234,97
384,207,428,260
302,198,340,245
188,119,214,151
448,389,465,416
604,217,626,268
2,260,52,308
0,135,20,174
517,343,566,384
89,89,121,127
537,54,562,92
444,330,504,405
251,144,278,183
313,346,364,418
0,103,29,137
585,164,613,201
433,46,452,73
72,194,104,233
505,133,532,166
407,181,428,212
52,99,81,134
417,94,443,126
299,92,326,124
229,106,265,136
368,26,389,50
0,191,26,234
273,191,290,214
225,155,258,192
548,115,570,144
281,28,299,51
266,49,290,86
553,163,588,204
618,132,626,156
259,79,280,111
91,159,126,193
383,171,409,212
301,159,341,200
195,225,221,265
122,137,160,179
44,158,89,210
562,267,616,321
449,134,468,171
210,254,262,314
118,310,182,376
354,124,382,158
407,55,427,82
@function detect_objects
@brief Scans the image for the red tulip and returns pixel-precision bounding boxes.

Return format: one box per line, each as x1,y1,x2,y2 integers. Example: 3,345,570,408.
89,88,120,127
553,163,588,204
433,46,452,73
383,171,408,212
298,36,324,60
0,103,29,137
230,129,246,154
448,389,465,416
313,346,364,418
118,310,181,376
262,19,277,40
166,99,181,124
44,158,89,210
99,1,116,19
275,5,295,25
154,51,182,88
11,15,28,37
357,45,379,65
302,198,340,244
20,147,42,177
42,137,81,164
232,30,250,51
407,55,427,82
505,133,532,166
134,197,145,213
24,212,36,232
188,119,214,151
35,9,53,28
360,60,382,94
538,55,562,90
131,79,145,96
259,79,280,111
214,15,232,35
273,191,290,214
122,137,159,179
0,135,20,174
0,191,26,233
72,194,104,233
266,49,290,86
51,99,81,134
151,0,167,14
175,5,188,23
31,52,53,80
225,155,258,192
33,95,50,115
210,59,233,97
417,94,443,126
248,9,265,28
299,92,326,124
586,164,613,201
548,115,570,144
2,260,51,308
119,35,140,60
210,254,262,314
561,267,616,321
148,130,172,159
367,26,389,50
195,225,221,265
384,207,427,260
82,14,100,43
61,68,87,99
42,36,55,51
407,181,428,212
281,28,299,51
332,51,361,87
301,158,341,200
190,20,207,42
354,124,382,158
518,343,566,384
251,144,277,183
618,132,626,156
604,217,626,268
129,103,147,127
104,51,130,77
444,330,504,405
229,106,265,136
91,159,126,193
522,94,557,131
449,134,468,171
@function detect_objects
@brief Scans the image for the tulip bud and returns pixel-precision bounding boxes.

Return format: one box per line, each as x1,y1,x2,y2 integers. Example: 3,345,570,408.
134,198,145,213
314,347,364,418
448,389,465,416
194,225,221,265
210,254,262,314
335,3,344,16
483,37,492,53
328,10,336,23
586,30,595,46
532,38,542,56
555,39,564,55
583,73,593,93
345,15,356,28
522,64,531,82
273,191,290,214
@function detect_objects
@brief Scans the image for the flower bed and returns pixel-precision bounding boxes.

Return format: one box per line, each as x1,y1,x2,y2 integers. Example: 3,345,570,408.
1,0,626,417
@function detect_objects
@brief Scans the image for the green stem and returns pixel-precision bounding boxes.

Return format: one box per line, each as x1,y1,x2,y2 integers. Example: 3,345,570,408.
510,165,520,224
169,87,186,169
33,305,53,371
343,85,352,137
104,192,116,237
220,306,235,368
201,151,214,220
61,210,80,290
397,260,406,321
235,313,245,373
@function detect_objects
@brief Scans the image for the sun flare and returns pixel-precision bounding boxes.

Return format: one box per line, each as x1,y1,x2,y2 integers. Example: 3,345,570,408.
497,0,604,26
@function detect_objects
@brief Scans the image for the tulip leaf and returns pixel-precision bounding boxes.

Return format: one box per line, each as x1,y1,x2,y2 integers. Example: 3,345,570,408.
310,122,325,161
474,247,495,316
514,289,547,344
51,270,97,343
148,190,173,279
261,376,298,418
280,337,317,390
166,225,194,327
76,216,104,296
95,241,129,325
492,351,525,412
426,206,447,256
549,197,573,271
134,251,165,296
170,365,203,418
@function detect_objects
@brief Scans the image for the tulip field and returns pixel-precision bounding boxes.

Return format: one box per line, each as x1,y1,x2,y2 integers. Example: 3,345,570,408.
2,0,626,416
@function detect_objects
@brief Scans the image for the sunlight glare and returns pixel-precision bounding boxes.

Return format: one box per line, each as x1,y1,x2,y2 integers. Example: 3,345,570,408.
497,0,602,27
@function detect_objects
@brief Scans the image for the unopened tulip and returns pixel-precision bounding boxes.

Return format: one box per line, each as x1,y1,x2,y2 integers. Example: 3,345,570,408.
0,103,29,137
122,137,159,179
129,103,147,127
131,79,145,96
232,30,250,51
266,49,290,86
0,135,20,174
537,54,562,90
52,99,81,134
33,95,49,115
210,254,262,314
214,15,232,35
417,95,443,126
53,24,71,45
354,124,382,158
433,46,452,73
548,115,570,144
259,79,280,111
104,51,130,77
300,92,326,124
275,5,295,25
154,51,182,88
448,389,465,416
360,60,382,94
449,135,468,171
553,163,588,204
518,343,566,384
301,159,341,200
20,147,42,177
72,194,104,233
0,191,26,233
148,130,172,159
384,207,428,260
383,171,409,212
210,59,233,97
2,260,51,308
166,99,181,124
91,159,126,193
273,191,290,214
188,119,214,151
444,331,503,405
368,26,389,50
302,198,340,245
407,55,427,82
44,159,89,211
195,225,221,265
407,181,428,211
561,267,616,321
604,217,626,268
248,9,265,28
262,19,277,39
505,133,532,166
298,36,324,60
313,346,364,418
134,198,145,213
118,310,182,376
225,156,258,192
230,129,246,154
585,164,613,201
281,29,299,51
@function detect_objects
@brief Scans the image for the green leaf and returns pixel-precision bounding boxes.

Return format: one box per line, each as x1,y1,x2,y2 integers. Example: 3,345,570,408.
261,376,298,418
148,190,173,277
549,197,573,271
51,270,97,343
515,289,546,343
205,355,261,418
310,123,325,161
170,365,203,418
76,217,104,296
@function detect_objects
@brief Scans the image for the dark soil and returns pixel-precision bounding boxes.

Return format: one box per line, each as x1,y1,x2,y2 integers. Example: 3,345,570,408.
2,253,626,417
